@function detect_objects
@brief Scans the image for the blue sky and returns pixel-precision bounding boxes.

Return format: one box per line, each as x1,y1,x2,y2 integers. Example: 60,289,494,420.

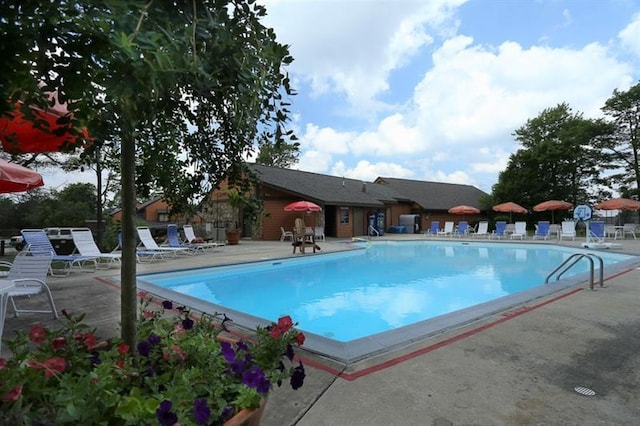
43,0,640,194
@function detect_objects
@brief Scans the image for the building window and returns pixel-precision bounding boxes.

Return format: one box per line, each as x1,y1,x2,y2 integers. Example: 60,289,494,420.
158,211,169,222
340,207,350,225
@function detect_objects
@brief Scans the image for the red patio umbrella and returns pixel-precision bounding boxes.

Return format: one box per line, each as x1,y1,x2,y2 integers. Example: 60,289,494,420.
0,95,87,154
492,201,527,223
448,205,480,215
284,200,322,212
594,198,640,211
533,200,573,223
0,158,44,193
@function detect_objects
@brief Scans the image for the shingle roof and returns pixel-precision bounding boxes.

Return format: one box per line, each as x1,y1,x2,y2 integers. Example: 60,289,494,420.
374,177,488,210
249,164,389,207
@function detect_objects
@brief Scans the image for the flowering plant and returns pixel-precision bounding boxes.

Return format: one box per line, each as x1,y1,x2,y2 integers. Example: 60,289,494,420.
0,295,306,425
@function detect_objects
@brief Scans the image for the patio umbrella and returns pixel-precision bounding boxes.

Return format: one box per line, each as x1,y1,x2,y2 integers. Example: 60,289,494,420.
0,99,85,154
284,200,322,212
532,200,573,224
492,201,527,223
0,158,44,193
594,198,640,211
448,205,480,215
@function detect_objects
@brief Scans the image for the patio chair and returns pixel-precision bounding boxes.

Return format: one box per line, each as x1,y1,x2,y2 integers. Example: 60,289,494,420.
0,251,58,319
583,221,622,249
115,231,165,263
438,221,454,237
622,223,637,239
473,221,489,238
424,221,439,236
21,229,98,277
452,221,468,237
490,221,507,239
183,224,224,249
280,227,294,242
71,228,121,268
559,221,576,240
137,226,190,257
314,226,325,242
510,221,527,239
163,224,202,255
533,221,550,240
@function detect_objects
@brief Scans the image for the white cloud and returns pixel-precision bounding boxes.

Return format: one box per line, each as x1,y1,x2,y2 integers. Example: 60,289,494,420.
619,13,640,58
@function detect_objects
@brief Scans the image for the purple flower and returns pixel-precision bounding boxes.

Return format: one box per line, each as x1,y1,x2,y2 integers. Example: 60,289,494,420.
148,332,161,345
137,340,151,357
162,300,173,310
220,341,236,362
285,343,295,361
192,398,210,425
89,352,101,366
156,400,178,426
290,362,305,390
236,341,249,352
242,364,270,394
221,405,235,420
182,317,194,330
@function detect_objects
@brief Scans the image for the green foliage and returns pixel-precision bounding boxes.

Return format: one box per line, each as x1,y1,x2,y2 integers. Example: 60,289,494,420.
0,296,306,425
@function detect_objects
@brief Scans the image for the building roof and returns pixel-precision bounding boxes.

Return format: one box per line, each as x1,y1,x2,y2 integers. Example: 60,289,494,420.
374,177,487,210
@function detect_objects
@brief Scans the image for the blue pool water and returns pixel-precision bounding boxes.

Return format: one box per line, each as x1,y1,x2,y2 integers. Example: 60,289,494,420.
138,241,633,344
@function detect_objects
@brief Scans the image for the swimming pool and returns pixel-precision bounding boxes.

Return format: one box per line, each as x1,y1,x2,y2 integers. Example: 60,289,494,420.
137,241,638,362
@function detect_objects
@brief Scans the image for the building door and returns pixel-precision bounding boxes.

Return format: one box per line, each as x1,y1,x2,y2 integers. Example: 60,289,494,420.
353,207,365,236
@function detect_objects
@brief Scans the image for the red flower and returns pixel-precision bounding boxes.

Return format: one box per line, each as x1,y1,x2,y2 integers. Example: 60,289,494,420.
117,343,130,354
0,358,7,369
2,385,23,402
277,316,293,333
270,326,282,339
27,359,43,370
83,333,98,350
116,359,126,369
43,357,66,378
51,337,67,351
29,325,47,344
295,332,306,346
143,310,155,319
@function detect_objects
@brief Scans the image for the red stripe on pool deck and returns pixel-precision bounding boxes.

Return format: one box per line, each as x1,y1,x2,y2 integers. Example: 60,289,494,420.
98,266,637,381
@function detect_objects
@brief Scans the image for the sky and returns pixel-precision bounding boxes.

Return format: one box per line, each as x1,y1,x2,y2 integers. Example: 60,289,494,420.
41,0,640,194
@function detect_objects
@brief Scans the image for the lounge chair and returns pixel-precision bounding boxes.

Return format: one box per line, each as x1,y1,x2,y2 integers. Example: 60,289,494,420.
0,252,58,319
582,221,621,249
71,228,121,268
21,229,98,277
137,226,190,256
424,221,439,236
473,221,489,238
490,221,507,239
183,224,224,249
452,221,468,237
164,224,202,255
438,221,454,237
280,227,294,242
115,231,165,263
533,221,550,240
622,223,637,239
510,221,527,239
559,221,576,240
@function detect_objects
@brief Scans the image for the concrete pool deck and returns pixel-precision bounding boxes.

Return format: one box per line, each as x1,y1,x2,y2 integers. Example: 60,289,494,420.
2,234,640,425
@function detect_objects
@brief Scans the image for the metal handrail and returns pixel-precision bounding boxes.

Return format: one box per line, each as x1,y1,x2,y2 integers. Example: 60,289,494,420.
545,253,604,290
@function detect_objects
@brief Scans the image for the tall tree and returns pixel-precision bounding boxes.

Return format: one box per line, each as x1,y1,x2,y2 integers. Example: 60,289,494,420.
598,82,640,198
493,103,608,207
1,1,296,348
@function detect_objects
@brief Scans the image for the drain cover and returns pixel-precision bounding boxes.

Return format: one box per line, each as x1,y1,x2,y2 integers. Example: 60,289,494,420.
574,386,596,396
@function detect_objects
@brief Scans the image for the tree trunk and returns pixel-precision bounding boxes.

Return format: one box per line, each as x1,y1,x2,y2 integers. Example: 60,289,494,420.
120,132,137,349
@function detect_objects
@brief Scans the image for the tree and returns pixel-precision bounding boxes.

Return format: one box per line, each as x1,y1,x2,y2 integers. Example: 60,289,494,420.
1,1,296,348
598,82,640,198
492,103,608,208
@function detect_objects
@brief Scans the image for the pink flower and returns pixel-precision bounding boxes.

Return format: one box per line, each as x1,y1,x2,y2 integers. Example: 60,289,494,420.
51,337,67,351
43,357,66,378
29,325,47,344
2,385,23,402
143,310,155,319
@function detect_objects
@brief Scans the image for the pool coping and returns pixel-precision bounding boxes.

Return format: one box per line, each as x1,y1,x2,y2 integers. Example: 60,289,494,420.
133,241,640,364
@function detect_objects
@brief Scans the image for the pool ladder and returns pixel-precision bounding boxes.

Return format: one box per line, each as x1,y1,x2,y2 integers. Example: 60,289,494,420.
545,253,604,290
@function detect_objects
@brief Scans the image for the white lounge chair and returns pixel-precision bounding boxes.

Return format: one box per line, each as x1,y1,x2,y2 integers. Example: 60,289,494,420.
21,229,98,276
510,221,527,239
115,231,165,263
137,226,190,256
71,228,121,268
559,221,576,240
438,221,454,237
0,252,58,319
183,225,223,249
473,221,490,238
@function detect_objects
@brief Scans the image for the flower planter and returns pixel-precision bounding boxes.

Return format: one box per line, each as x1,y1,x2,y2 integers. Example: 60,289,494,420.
226,229,241,245
224,398,267,426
